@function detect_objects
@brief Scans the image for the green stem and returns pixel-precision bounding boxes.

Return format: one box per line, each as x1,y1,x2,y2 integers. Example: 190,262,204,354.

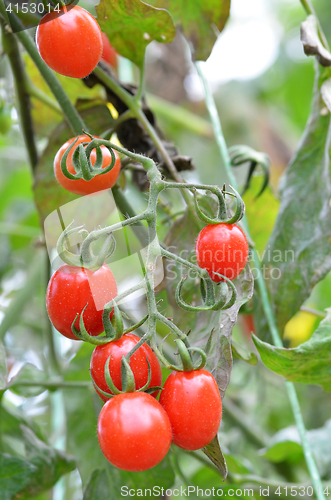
0,2,86,135
7,380,91,390
27,80,62,114
0,16,38,170
196,62,325,500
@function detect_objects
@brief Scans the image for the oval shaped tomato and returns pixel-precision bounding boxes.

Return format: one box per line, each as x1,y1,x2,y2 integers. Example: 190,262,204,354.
101,33,118,69
195,223,248,283
159,369,222,451
90,333,162,401
98,392,172,471
36,6,102,78
54,135,121,195
46,263,117,340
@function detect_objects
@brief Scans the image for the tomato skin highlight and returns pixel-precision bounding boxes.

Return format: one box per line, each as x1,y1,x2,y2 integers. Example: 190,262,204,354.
46,264,117,340
90,333,162,401
97,392,172,471
159,369,222,451
36,6,103,79
195,223,249,282
101,33,118,69
53,135,121,195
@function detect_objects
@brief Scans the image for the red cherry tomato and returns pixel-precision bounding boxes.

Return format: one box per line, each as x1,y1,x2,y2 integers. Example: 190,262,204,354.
36,6,102,78
54,135,121,196
101,33,118,69
195,223,249,283
98,392,172,471
159,369,222,450
90,333,162,401
46,263,117,340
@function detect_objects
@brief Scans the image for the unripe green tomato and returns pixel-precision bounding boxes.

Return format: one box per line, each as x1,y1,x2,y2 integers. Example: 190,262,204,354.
0,108,12,135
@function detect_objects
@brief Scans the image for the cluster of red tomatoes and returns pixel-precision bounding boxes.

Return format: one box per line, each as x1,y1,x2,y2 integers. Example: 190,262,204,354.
36,5,117,79
46,263,223,471
39,4,249,471
45,220,248,472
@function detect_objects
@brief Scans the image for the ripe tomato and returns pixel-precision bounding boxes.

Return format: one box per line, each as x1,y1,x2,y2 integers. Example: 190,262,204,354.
46,264,117,340
90,333,162,401
195,223,248,283
36,6,102,78
101,33,118,69
54,135,121,196
98,392,172,471
159,369,222,450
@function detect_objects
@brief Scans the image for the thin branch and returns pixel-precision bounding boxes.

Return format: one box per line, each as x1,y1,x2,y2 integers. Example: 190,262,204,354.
0,16,38,170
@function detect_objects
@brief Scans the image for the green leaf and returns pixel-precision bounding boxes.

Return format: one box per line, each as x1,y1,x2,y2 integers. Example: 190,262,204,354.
260,426,303,464
252,308,331,391
255,65,331,338
261,419,331,478
231,341,258,366
96,0,176,68
24,55,105,135
202,434,227,479
83,469,110,500
83,457,175,499
0,453,36,500
14,426,76,499
150,0,231,61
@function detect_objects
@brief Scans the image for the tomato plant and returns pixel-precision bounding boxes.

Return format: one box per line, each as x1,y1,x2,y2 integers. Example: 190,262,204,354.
195,223,249,282
159,369,222,450
53,134,121,195
46,264,117,340
90,333,162,401
97,392,172,471
36,6,103,78
101,33,118,69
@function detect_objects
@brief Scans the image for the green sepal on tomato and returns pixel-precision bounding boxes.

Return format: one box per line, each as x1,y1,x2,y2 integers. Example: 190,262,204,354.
46,263,117,340
90,333,162,401
54,135,121,195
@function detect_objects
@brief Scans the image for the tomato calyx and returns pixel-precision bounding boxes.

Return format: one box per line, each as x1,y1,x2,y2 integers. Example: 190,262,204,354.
72,296,149,345
193,184,245,225
92,351,162,399
57,221,116,271
60,132,119,183
175,271,237,313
